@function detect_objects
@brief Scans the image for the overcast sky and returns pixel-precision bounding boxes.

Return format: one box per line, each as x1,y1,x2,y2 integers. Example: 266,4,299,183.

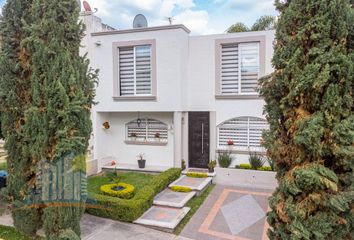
0,0,278,35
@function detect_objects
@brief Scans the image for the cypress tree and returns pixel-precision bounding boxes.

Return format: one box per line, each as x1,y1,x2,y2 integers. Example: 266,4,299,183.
22,0,97,238
260,0,354,239
0,0,42,235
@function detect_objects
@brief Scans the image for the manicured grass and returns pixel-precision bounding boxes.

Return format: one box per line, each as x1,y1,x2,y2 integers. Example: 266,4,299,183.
0,162,7,171
0,225,43,240
174,184,215,235
88,172,154,196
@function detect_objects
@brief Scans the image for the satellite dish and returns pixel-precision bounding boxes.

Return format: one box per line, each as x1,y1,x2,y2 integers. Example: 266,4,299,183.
83,1,92,12
133,14,148,28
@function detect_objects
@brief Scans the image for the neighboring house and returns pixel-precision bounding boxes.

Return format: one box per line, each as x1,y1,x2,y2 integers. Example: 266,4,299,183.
80,11,275,174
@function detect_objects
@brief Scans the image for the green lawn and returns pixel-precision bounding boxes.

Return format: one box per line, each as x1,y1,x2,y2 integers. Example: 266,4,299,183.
174,184,215,235
88,171,155,195
0,162,6,171
0,225,43,240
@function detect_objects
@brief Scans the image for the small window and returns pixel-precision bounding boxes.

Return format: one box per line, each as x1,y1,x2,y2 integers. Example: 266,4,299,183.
126,118,168,143
220,42,260,95
119,45,152,96
218,116,268,151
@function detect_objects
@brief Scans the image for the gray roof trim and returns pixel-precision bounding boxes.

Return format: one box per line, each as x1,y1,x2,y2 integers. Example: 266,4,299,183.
91,24,191,36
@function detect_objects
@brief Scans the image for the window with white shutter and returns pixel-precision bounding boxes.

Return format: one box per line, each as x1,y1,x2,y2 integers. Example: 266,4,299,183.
217,116,268,151
220,42,260,95
126,118,168,143
119,45,152,96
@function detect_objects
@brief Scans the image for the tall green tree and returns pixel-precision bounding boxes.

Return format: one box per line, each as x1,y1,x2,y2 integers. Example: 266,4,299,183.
0,0,42,235
22,0,97,238
260,0,354,239
227,15,276,33
0,0,97,238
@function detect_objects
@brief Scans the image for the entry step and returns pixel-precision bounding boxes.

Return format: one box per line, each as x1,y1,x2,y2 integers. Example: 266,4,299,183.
153,189,196,208
169,175,212,195
134,206,190,232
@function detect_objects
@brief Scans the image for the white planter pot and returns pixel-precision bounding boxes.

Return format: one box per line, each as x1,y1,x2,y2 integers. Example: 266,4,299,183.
214,167,277,190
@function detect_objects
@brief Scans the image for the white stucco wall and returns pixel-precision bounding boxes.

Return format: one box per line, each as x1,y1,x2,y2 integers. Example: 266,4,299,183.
89,27,190,113
94,112,175,169
83,21,276,170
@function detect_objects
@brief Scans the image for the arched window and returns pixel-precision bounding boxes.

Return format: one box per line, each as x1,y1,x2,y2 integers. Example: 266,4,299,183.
217,116,268,150
126,118,168,143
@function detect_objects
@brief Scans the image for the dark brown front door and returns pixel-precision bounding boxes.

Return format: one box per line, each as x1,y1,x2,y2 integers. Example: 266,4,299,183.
189,112,210,168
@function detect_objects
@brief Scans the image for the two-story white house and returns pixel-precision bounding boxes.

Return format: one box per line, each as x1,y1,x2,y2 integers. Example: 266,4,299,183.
80,11,275,175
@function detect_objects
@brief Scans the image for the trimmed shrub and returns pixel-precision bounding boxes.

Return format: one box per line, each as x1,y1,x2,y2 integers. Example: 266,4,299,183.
100,183,135,199
186,172,208,178
171,186,192,193
218,152,232,168
86,168,182,222
149,168,182,194
235,164,252,169
257,166,273,171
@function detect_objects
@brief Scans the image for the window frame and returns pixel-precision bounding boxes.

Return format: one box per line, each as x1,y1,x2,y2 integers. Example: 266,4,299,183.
113,39,157,101
217,116,269,153
215,36,266,99
125,118,168,146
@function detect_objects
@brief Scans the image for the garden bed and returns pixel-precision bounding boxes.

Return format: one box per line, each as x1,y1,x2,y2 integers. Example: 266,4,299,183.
214,167,277,190
86,168,182,222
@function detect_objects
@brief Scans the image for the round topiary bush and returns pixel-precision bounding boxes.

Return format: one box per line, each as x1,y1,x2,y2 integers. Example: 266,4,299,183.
100,183,135,199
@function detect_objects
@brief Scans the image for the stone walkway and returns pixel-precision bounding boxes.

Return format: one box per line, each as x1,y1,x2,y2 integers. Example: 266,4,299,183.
180,185,273,240
0,213,192,240
134,175,213,231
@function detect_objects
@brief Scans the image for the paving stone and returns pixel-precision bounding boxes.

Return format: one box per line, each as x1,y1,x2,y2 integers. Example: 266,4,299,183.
221,194,265,235
134,206,190,230
169,175,212,192
154,189,196,208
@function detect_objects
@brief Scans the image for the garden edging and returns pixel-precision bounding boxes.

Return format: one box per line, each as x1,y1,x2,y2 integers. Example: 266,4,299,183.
214,167,277,190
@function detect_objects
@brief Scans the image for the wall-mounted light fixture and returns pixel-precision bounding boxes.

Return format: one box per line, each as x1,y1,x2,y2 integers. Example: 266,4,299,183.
94,40,102,46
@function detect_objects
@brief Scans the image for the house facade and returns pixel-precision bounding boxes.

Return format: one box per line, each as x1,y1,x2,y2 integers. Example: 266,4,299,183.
80,12,275,174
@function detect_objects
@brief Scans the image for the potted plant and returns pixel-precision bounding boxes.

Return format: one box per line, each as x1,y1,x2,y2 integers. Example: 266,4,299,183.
102,121,110,129
227,139,234,151
154,132,161,142
137,153,146,169
129,132,137,141
208,160,217,173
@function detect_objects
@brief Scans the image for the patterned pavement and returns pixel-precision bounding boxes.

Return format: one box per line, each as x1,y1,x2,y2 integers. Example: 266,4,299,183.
180,185,273,240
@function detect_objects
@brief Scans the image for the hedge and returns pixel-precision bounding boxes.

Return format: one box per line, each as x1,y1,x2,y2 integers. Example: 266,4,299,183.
100,183,135,199
186,172,208,178
86,168,181,222
171,186,192,192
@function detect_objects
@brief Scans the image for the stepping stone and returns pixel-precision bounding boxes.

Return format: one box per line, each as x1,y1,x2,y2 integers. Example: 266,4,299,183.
154,189,196,208
169,175,212,193
134,206,190,231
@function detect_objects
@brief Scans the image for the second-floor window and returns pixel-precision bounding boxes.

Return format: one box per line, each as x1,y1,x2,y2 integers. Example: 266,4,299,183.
119,45,152,96
221,42,260,95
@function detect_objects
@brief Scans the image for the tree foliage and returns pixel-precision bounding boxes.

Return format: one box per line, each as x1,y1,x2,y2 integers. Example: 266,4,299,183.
227,15,276,33
0,0,42,235
259,0,354,239
0,0,97,238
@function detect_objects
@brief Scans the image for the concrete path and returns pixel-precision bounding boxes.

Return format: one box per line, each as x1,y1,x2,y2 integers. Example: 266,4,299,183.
0,213,192,240
180,184,273,240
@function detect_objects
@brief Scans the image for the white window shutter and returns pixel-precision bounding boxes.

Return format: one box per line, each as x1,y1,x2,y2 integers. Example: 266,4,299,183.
221,44,239,94
119,47,134,96
218,117,268,150
126,119,168,142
